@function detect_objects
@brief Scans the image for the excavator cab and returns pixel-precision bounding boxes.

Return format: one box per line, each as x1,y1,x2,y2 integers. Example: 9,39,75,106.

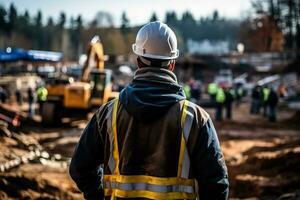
89,69,116,106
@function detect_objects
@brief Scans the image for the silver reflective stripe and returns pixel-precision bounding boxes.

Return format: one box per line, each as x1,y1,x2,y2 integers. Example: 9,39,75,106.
106,101,115,173
104,181,195,193
181,147,190,178
183,110,194,141
181,103,195,178
108,156,115,174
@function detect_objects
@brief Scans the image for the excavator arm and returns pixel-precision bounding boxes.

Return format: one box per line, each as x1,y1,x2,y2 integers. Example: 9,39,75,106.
81,36,105,82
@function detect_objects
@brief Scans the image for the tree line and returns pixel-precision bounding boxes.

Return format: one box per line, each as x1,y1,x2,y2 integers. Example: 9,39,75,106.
0,2,299,60
0,3,242,60
0,4,84,60
244,0,300,53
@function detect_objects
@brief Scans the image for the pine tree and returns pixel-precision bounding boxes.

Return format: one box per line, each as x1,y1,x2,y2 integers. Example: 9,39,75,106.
121,12,129,34
150,13,158,22
7,3,17,35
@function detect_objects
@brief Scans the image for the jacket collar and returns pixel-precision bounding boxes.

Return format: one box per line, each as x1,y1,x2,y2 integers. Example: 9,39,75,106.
133,67,178,84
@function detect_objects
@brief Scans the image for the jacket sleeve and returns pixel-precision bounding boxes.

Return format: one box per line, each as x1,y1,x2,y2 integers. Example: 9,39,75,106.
69,105,108,200
190,118,229,200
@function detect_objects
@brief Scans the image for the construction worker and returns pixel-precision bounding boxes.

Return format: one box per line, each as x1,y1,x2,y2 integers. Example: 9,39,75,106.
69,21,229,200
0,86,8,104
15,89,22,105
250,85,261,114
183,83,191,100
225,87,235,120
208,82,218,101
278,84,287,98
189,78,202,102
267,87,278,122
36,85,48,115
27,87,35,117
215,86,226,121
235,84,244,107
262,86,270,117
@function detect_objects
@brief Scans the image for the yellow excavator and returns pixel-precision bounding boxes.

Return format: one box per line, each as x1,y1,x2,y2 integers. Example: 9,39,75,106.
42,36,118,124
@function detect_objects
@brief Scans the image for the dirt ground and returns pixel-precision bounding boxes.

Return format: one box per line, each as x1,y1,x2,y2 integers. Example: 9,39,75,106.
0,102,299,200
213,104,300,200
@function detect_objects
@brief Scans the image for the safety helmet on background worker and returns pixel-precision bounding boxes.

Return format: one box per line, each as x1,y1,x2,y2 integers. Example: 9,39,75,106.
132,21,179,60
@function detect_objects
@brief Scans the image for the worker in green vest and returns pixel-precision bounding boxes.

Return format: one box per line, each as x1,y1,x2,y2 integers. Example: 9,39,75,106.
215,86,226,121
208,82,218,102
183,84,191,100
37,85,48,115
262,86,270,117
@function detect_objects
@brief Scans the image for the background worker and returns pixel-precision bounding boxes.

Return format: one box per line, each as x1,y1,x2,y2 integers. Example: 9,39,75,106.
278,84,287,98
208,82,218,102
0,86,8,104
15,88,22,105
36,84,48,115
183,83,191,100
189,78,202,102
267,87,279,122
234,83,244,107
27,87,35,117
225,86,235,120
250,85,261,114
70,21,229,200
215,86,226,121
262,86,270,117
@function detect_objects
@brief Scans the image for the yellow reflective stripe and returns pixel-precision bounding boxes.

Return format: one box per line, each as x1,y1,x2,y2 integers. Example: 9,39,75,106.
104,189,197,200
104,175,195,186
110,192,115,200
112,98,120,175
178,134,186,177
177,100,189,177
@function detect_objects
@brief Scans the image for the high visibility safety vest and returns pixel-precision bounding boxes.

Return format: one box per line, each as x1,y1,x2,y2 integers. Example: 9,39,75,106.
37,87,48,101
263,88,270,102
229,89,235,99
104,98,197,200
208,83,218,95
183,85,191,100
216,88,225,103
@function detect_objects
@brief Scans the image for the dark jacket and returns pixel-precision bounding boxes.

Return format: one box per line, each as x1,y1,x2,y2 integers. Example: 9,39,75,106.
251,86,261,100
267,89,279,107
69,67,229,200
225,90,234,104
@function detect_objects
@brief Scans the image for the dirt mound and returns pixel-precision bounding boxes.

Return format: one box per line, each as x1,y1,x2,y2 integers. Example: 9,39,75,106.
0,172,79,200
223,135,300,199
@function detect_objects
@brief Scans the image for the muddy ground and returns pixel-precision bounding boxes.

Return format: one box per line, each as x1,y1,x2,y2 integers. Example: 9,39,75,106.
0,102,299,200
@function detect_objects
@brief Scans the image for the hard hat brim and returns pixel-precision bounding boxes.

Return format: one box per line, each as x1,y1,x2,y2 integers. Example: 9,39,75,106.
132,44,179,60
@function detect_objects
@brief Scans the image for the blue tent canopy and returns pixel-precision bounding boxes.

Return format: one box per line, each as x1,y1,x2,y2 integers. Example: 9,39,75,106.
0,49,27,62
0,49,63,62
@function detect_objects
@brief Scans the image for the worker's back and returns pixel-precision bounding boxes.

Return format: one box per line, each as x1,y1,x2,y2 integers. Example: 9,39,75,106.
100,99,209,178
69,21,229,200
92,94,228,200
70,67,229,199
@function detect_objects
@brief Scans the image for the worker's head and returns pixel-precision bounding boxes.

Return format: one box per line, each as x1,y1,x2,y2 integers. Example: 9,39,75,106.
132,21,179,71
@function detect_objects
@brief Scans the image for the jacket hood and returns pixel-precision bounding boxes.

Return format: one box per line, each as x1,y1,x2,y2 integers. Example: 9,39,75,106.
119,67,186,120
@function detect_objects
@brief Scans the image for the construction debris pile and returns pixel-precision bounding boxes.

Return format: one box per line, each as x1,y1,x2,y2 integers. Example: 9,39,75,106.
0,109,83,200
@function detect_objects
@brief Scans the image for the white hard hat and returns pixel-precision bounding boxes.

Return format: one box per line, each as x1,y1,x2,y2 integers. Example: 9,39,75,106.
132,21,179,60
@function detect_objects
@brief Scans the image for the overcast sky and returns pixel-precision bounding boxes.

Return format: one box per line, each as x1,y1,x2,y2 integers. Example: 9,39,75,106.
1,0,252,26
